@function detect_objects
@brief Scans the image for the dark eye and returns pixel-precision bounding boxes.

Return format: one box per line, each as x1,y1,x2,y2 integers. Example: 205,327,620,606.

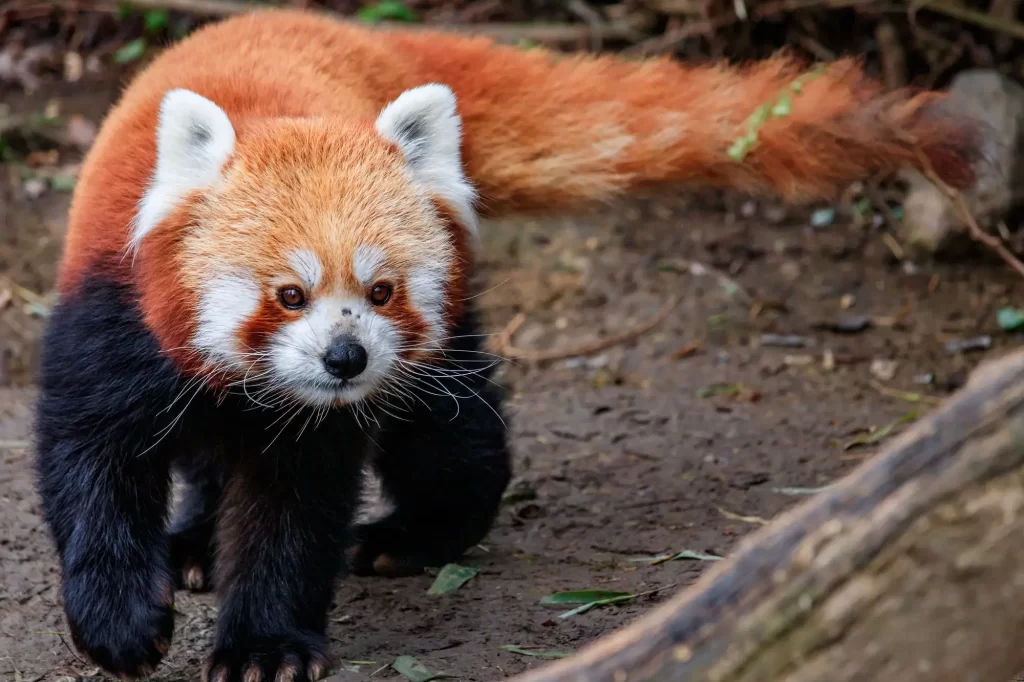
369,283,392,306
279,286,306,309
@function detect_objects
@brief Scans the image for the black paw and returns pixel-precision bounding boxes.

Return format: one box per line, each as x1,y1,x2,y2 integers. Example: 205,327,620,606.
347,515,468,577
63,570,175,679
203,633,331,682
169,525,215,592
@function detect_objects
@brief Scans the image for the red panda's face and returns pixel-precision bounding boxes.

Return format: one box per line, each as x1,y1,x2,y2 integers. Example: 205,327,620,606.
132,86,478,408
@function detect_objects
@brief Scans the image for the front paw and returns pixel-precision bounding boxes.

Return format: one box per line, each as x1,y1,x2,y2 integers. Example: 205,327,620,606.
169,525,216,592
348,515,466,578
203,633,331,682
63,570,175,679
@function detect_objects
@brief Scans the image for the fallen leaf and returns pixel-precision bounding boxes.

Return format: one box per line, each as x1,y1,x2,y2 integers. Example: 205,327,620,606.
539,590,632,605
698,383,741,398
49,174,76,192
426,564,478,596
629,549,723,565
114,38,147,64
998,307,1024,331
499,645,571,659
717,507,769,525
391,656,453,682
672,340,702,360
844,412,917,450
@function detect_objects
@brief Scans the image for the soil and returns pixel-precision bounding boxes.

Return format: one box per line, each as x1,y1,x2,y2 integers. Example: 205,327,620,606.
3,79,1024,682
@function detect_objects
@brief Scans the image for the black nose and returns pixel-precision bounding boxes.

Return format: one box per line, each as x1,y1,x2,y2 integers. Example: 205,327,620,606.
323,336,368,380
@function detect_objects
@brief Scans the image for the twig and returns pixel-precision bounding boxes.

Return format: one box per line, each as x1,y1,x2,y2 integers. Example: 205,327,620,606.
870,380,943,406
494,296,679,363
566,0,607,51
0,276,47,306
916,0,1024,40
625,0,877,56
910,146,1024,280
107,0,650,44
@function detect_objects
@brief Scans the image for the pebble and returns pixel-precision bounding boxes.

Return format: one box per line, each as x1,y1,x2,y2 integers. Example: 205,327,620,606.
944,336,992,354
761,334,813,348
870,358,899,381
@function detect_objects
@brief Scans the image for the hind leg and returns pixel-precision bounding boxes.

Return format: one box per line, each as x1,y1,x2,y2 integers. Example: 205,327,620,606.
168,448,224,592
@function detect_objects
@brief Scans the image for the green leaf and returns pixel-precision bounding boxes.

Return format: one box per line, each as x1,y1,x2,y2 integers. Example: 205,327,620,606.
499,645,571,659
851,197,872,216
998,306,1024,331
771,93,792,117
541,590,636,619
844,412,917,450
114,38,147,64
391,656,454,682
748,103,772,129
539,590,632,605
144,9,169,31
727,130,758,162
810,207,835,227
557,594,635,619
357,0,418,23
426,564,479,595
544,584,678,619
697,383,742,398
49,175,77,192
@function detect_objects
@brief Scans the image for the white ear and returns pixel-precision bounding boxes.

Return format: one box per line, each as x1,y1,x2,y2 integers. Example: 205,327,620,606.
131,89,235,249
375,83,478,240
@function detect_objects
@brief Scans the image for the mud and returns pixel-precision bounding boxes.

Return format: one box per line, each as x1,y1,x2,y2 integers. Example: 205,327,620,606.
3,82,1023,682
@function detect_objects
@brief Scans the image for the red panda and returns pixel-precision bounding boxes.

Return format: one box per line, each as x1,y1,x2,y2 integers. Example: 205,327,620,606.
34,8,980,682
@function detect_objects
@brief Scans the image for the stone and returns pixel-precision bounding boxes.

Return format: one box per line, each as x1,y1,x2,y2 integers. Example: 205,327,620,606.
900,69,1024,255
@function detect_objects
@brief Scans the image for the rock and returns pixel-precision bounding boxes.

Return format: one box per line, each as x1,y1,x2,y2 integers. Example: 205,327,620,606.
870,358,899,381
900,69,1024,255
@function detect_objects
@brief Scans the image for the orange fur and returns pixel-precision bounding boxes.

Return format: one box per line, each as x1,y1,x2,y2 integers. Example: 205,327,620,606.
59,8,981,357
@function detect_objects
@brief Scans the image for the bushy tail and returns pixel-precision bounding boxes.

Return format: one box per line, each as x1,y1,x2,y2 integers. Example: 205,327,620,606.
386,33,982,216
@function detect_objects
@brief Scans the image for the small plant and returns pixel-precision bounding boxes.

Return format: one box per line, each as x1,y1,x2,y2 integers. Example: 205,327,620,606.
357,1,418,23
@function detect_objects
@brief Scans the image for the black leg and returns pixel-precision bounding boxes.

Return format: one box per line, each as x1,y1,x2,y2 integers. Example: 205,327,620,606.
348,308,512,577
203,409,366,682
169,447,225,592
33,278,186,679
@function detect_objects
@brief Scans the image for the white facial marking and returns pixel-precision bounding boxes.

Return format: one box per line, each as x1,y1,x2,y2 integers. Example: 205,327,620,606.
268,295,403,407
193,272,260,367
406,265,447,344
132,89,236,249
375,83,479,244
353,245,386,286
288,248,324,290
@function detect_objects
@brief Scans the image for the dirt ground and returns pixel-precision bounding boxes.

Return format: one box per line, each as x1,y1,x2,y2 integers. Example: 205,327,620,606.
4,79,1024,682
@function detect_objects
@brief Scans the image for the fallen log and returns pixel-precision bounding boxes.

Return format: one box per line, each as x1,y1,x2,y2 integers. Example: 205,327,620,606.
506,347,1024,682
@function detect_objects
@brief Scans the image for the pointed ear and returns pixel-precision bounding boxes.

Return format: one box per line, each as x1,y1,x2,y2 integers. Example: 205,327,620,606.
375,83,478,239
131,89,236,248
